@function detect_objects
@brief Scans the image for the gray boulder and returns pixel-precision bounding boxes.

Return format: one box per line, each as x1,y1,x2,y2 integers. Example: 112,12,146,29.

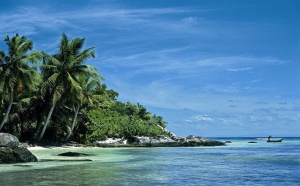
0,133,38,164
95,138,128,147
182,135,225,146
149,136,179,147
0,147,38,164
0,133,19,147
127,136,151,146
126,135,225,147
127,136,181,147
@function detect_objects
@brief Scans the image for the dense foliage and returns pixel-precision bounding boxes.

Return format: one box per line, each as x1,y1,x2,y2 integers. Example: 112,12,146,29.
0,33,168,144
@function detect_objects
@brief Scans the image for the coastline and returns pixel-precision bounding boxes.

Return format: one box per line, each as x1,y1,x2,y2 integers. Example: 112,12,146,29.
28,146,84,151
25,135,225,151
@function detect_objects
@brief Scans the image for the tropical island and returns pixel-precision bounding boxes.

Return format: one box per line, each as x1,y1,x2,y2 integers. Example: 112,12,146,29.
0,33,224,161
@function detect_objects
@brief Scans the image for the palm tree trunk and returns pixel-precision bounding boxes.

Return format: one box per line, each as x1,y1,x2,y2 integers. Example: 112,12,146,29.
0,93,14,131
36,101,56,142
63,105,80,142
33,117,44,141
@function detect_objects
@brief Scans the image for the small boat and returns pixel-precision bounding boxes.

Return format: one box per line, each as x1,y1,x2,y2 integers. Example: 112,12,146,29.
267,138,283,142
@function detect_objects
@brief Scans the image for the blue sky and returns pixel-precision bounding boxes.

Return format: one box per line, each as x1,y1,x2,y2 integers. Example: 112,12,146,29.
1,0,299,137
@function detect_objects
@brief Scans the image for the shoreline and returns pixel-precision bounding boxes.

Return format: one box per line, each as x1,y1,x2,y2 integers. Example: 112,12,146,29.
26,135,226,150
28,145,85,151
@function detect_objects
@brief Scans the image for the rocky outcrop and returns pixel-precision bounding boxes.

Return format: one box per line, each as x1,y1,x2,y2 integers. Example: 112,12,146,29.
95,138,128,147
0,133,38,164
95,135,225,147
127,135,182,147
182,135,225,146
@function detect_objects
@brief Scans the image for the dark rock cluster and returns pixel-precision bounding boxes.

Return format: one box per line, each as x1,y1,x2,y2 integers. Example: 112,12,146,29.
0,133,38,164
95,135,225,147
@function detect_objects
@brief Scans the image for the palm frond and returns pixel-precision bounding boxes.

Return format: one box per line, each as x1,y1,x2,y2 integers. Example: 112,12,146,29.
72,47,95,65
67,72,82,94
41,73,59,94
52,85,65,104
71,37,85,56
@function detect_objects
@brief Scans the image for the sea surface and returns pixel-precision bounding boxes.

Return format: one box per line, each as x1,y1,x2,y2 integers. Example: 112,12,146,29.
0,137,299,186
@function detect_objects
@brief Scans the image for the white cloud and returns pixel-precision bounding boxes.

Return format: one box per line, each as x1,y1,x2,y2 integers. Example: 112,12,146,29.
193,114,213,122
0,5,191,36
227,67,253,72
181,17,198,24
100,52,285,76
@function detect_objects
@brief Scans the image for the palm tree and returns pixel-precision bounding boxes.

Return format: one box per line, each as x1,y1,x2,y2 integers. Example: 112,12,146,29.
35,33,100,142
63,75,104,142
0,34,41,131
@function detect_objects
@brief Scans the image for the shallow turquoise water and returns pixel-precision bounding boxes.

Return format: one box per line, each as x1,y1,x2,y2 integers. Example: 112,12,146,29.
0,138,299,185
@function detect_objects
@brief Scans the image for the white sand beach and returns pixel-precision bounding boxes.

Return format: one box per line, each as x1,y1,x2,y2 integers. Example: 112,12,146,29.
28,145,83,151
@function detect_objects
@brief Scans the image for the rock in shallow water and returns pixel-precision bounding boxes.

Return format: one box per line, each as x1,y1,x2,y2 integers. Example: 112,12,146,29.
58,152,91,156
0,133,38,164
0,147,38,164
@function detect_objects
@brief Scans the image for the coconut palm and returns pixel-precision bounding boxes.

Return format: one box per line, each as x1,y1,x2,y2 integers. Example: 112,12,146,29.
63,75,104,142
35,33,100,142
0,34,41,131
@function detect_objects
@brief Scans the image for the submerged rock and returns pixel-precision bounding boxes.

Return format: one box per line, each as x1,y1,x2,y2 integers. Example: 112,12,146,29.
248,141,257,143
58,152,91,156
40,159,93,162
13,164,33,167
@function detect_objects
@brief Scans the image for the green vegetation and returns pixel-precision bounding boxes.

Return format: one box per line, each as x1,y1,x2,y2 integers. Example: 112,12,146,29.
0,33,168,144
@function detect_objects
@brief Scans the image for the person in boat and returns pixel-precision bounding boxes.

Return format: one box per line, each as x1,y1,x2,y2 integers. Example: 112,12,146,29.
268,135,271,141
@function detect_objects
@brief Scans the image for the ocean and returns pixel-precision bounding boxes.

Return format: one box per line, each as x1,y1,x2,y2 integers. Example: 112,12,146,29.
0,137,299,186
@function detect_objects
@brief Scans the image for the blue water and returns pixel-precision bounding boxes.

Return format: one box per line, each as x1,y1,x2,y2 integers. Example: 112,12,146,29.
0,137,299,185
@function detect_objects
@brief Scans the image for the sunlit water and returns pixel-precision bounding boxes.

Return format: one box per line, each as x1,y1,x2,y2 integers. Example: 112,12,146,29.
0,137,299,185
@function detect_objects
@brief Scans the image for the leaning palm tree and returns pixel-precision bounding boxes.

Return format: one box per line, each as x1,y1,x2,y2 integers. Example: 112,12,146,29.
0,34,41,131
35,33,100,142
62,75,104,142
